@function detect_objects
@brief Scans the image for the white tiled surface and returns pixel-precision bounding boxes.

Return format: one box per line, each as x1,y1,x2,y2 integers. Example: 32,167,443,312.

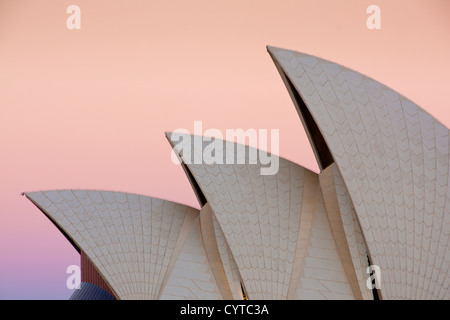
295,187,354,299
169,134,357,300
320,163,373,299
169,135,304,299
160,217,223,300
269,46,450,299
26,190,199,300
211,212,245,300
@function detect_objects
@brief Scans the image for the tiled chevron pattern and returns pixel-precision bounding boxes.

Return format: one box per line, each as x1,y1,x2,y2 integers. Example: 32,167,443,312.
26,190,200,299
320,163,372,300
211,211,245,300
168,133,358,299
268,46,450,299
296,185,354,299
159,217,223,299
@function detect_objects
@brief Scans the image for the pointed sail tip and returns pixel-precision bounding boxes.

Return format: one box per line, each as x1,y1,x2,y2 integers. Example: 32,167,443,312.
266,45,281,53
164,131,173,140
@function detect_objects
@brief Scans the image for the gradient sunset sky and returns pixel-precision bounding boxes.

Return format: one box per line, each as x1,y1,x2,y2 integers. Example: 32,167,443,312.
1,0,449,299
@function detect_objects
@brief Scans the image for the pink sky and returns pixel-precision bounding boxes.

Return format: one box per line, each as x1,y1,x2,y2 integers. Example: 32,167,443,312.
1,0,449,299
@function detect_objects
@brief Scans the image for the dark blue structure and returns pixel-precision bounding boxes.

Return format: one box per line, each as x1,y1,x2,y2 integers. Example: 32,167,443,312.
69,282,116,300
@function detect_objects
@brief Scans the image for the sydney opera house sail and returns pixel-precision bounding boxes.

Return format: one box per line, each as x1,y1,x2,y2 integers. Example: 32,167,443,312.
25,191,226,299
267,46,449,299
166,133,367,300
24,46,449,300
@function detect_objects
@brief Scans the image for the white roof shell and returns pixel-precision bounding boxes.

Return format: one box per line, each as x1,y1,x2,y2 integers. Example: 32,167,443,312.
268,46,450,299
